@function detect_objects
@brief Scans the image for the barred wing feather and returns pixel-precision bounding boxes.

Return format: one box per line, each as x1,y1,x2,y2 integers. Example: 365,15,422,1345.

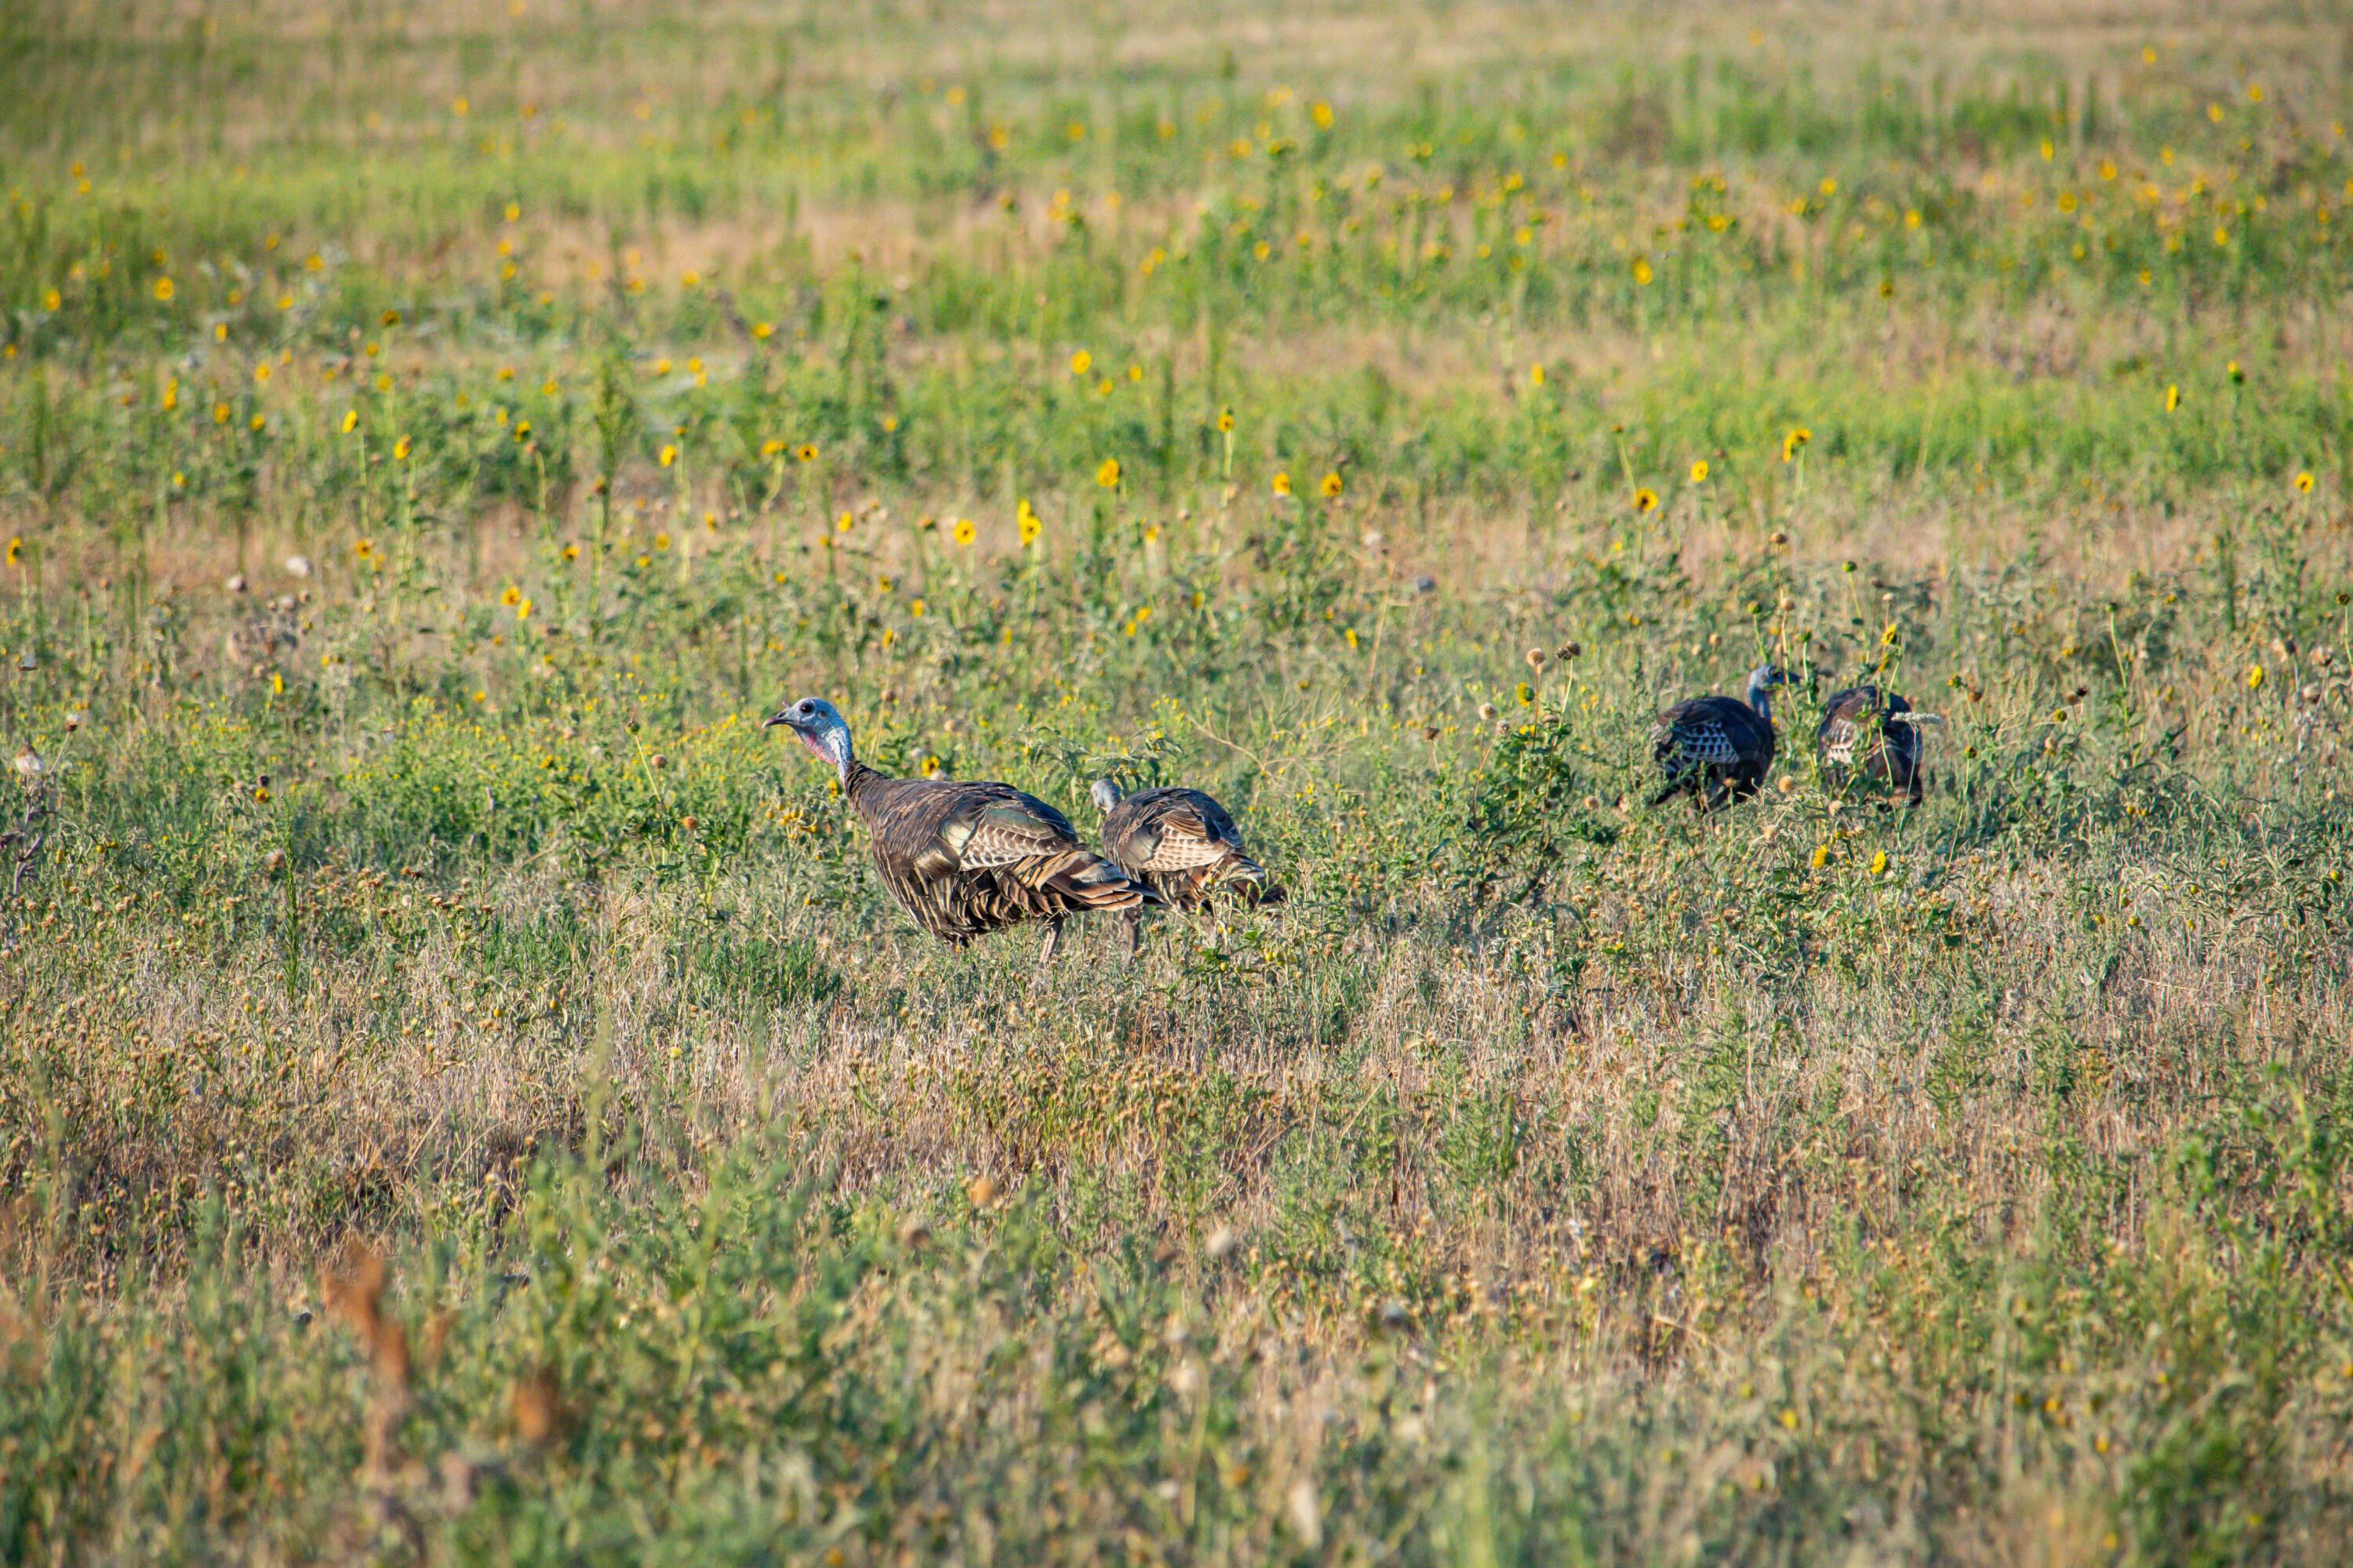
846,769,1151,944
1650,695,1774,809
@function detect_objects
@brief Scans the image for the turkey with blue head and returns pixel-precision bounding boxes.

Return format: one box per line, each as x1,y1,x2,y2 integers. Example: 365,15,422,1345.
767,697,1156,964
1649,664,1790,811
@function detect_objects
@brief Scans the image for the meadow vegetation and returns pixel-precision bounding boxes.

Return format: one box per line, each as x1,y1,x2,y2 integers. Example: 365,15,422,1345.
4,0,2353,1560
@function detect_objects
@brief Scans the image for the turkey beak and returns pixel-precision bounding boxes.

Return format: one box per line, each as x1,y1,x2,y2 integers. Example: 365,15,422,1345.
762,709,791,730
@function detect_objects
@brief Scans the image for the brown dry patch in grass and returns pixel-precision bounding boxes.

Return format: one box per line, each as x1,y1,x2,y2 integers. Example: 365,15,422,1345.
1350,481,2351,599
511,200,1008,300
360,180,1212,300
16,866,2337,1353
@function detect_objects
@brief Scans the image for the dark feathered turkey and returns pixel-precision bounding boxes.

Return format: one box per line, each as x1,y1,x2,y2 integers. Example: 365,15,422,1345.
1817,685,1926,806
1091,780,1283,955
1649,664,1788,810
766,697,1155,962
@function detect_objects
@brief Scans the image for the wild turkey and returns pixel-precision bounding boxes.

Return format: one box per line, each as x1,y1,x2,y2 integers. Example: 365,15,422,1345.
1817,685,1933,806
766,697,1154,962
1649,664,1789,809
1089,780,1284,955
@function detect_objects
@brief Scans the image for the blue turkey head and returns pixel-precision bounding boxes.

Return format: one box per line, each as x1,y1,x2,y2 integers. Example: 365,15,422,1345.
765,696,855,773
1744,664,1792,721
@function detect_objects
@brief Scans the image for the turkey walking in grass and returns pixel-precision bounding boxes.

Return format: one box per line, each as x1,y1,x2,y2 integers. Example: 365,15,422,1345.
1089,780,1284,957
766,697,1156,964
1817,685,1937,806
1649,664,1790,810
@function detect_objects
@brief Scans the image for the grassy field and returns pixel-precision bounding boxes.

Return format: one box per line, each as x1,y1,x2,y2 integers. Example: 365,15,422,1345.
5,0,2353,1560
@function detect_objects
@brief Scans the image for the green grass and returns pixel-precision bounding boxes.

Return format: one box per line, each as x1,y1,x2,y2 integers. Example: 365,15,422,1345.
4,0,2353,1562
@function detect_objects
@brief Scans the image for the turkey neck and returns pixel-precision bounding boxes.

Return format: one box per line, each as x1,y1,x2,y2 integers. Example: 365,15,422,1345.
1747,681,1773,726
840,758,890,820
